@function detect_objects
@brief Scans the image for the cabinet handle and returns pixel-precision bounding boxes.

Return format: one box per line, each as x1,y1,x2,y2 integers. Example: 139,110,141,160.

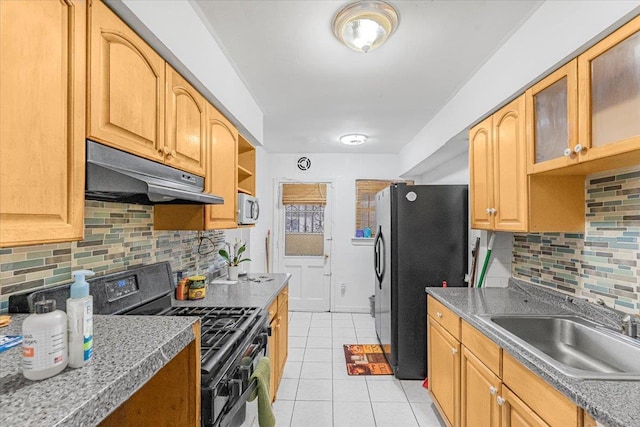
573,144,584,153
563,147,572,157
496,396,506,406
436,312,443,318
489,386,497,395
451,348,457,355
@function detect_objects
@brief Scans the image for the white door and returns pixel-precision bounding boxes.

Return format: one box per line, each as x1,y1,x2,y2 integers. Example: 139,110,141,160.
275,181,332,311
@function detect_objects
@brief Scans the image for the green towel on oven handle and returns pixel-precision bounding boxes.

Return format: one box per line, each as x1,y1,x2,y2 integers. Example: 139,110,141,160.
248,356,275,427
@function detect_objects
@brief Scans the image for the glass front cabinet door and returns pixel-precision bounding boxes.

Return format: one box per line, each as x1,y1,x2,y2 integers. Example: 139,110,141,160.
526,60,578,174
578,15,640,163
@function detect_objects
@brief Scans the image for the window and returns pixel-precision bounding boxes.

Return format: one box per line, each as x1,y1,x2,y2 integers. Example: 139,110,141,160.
355,179,413,237
281,183,327,256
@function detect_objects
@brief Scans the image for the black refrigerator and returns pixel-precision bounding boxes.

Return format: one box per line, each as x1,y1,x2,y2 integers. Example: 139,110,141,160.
374,183,468,379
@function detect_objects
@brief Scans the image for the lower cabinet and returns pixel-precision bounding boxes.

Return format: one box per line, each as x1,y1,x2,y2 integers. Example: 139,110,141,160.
100,323,201,426
461,347,501,427
427,317,460,427
268,286,289,402
427,296,585,427
501,386,549,427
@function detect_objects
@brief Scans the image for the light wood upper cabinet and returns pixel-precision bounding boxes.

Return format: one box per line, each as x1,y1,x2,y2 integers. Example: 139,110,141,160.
578,15,640,164
204,102,238,229
153,101,239,231
470,96,527,232
493,97,528,231
165,64,206,176
88,0,165,163
237,135,256,196
0,0,85,247
526,60,579,174
469,116,494,230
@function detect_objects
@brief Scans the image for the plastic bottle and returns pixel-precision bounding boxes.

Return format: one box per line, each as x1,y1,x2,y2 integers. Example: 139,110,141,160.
22,300,68,380
67,269,95,368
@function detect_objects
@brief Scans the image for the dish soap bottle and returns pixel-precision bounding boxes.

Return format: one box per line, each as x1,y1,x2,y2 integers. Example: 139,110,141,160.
22,300,68,380
67,269,95,368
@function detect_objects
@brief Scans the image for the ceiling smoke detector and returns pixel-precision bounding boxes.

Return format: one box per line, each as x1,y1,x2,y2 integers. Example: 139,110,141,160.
340,134,368,145
332,1,399,53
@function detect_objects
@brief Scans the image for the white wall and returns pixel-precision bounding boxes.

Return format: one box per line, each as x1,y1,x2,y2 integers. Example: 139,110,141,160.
400,1,640,176
109,0,264,146
268,153,401,312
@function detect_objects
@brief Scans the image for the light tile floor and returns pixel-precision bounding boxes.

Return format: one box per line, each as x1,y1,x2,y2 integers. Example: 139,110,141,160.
272,311,446,427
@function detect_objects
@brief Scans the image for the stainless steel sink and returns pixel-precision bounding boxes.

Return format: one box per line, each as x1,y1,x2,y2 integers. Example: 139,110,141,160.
476,314,640,380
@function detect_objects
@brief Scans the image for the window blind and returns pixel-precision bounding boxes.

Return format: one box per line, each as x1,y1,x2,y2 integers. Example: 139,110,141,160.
281,183,327,205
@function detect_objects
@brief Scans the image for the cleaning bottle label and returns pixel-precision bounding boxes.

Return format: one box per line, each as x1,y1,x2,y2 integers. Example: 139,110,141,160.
22,325,66,370
83,301,93,361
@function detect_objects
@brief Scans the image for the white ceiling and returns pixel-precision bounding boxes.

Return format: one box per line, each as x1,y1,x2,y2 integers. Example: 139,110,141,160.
191,0,542,154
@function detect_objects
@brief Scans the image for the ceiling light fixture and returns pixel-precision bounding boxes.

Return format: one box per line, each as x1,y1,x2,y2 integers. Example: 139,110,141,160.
332,1,399,53
340,134,368,145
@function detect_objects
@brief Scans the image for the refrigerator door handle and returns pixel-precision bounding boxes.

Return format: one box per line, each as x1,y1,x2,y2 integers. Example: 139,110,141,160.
374,231,381,282
377,226,386,287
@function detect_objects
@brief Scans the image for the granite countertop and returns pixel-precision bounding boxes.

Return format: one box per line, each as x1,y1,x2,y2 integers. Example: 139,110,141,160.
426,279,640,427
172,272,291,310
0,314,198,427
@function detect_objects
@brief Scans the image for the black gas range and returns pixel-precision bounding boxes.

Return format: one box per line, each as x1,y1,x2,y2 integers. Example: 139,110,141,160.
9,262,268,427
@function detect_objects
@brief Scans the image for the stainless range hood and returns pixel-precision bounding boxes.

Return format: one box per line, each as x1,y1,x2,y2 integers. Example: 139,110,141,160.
85,140,223,205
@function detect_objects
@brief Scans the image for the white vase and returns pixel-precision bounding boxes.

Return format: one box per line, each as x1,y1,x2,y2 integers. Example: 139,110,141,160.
228,265,239,280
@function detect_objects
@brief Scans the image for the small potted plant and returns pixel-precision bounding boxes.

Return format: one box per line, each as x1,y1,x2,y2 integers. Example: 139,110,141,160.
219,240,251,280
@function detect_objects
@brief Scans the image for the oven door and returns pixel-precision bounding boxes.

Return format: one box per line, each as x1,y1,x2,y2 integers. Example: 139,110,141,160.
213,324,268,427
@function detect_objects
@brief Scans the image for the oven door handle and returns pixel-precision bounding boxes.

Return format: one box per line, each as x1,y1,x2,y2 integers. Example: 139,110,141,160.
219,378,259,427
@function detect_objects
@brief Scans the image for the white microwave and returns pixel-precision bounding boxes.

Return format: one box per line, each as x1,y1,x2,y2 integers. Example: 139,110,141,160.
237,194,259,224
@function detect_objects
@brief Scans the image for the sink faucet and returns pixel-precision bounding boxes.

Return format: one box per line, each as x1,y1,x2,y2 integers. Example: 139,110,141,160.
621,315,638,338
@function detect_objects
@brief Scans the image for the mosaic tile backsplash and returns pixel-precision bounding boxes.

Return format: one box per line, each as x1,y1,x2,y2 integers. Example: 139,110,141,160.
513,165,640,314
0,201,226,312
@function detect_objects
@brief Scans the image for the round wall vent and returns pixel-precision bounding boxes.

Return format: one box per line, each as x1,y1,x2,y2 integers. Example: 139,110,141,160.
297,157,311,171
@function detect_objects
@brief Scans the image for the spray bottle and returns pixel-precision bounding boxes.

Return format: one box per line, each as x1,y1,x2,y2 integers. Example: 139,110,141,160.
67,270,95,368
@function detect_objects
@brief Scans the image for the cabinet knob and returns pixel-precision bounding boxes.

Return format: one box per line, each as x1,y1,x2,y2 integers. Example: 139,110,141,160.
485,208,491,214
489,386,497,395
496,396,506,406
489,208,497,215
436,312,443,318
573,144,584,153
171,150,176,157
451,348,457,355
563,147,572,157
163,146,170,155
268,310,275,317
